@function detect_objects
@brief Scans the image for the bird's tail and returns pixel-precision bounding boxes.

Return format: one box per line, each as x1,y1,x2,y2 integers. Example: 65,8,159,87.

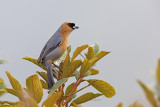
45,62,55,89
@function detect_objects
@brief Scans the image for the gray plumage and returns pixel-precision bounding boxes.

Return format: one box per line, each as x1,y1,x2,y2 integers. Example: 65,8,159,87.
38,22,78,89
38,27,62,89
38,28,62,63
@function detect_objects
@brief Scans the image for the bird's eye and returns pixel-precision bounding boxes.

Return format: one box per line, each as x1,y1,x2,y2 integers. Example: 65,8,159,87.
68,23,75,28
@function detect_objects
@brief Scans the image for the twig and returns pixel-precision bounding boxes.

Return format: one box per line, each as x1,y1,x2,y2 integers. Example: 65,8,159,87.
66,80,97,98
80,53,86,59
63,77,83,106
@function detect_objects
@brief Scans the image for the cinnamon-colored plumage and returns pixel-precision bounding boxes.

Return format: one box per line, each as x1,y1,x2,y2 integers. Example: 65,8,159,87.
38,22,78,89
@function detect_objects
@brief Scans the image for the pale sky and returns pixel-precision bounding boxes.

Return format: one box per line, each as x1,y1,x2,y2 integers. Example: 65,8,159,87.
0,0,160,107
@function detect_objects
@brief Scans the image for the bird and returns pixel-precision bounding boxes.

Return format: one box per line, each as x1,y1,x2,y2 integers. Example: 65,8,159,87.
37,22,79,89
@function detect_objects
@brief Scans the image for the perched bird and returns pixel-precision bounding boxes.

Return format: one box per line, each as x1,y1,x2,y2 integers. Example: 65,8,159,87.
38,22,79,89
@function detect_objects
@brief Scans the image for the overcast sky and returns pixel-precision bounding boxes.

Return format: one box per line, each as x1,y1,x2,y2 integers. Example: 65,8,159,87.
0,0,160,107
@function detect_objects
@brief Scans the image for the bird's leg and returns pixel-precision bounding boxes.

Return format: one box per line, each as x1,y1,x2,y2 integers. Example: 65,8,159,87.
52,63,60,70
45,61,55,89
52,62,63,77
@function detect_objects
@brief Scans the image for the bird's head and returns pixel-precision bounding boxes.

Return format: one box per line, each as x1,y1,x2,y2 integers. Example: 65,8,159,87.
61,22,79,33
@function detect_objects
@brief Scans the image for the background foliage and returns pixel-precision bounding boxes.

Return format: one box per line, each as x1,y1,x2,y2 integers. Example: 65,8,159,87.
0,44,115,107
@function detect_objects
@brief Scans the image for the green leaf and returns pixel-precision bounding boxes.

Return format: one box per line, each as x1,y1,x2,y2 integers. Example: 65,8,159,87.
156,59,160,85
90,51,110,65
72,92,102,104
23,97,39,107
72,44,89,61
36,71,47,82
82,71,91,77
62,53,82,78
87,79,115,98
26,74,43,103
63,60,82,78
0,89,6,96
67,45,71,53
137,80,157,107
90,69,99,75
40,79,48,89
91,43,99,55
86,47,95,60
65,83,76,96
0,101,25,107
75,71,80,80
61,53,71,76
42,92,61,107
4,88,25,101
70,60,83,75
71,102,78,107
22,57,46,71
79,59,92,76
65,83,77,103
48,78,68,97
6,72,23,93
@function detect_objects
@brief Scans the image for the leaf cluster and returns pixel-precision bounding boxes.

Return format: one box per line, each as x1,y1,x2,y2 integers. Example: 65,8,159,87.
0,44,116,107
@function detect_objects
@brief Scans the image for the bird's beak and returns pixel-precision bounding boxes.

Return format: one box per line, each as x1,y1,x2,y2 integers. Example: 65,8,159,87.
73,25,79,29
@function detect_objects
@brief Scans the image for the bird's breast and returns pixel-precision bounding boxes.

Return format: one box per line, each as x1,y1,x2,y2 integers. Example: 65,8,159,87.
44,47,63,62
59,35,69,53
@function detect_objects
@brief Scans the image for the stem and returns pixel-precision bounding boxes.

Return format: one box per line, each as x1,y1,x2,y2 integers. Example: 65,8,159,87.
66,80,97,98
58,68,62,107
80,53,86,59
63,77,83,106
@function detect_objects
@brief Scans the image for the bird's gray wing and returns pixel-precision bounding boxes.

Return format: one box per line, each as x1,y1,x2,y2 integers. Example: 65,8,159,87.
38,34,62,62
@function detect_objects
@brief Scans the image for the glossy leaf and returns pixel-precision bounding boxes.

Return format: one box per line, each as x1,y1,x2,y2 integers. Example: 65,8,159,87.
86,47,95,60
87,79,115,98
0,101,22,105
61,52,71,75
71,102,78,107
0,89,6,96
48,78,68,97
75,71,80,80
79,59,92,76
23,97,39,107
6,72,23,93
137,80,157,107
70,60,83,75
65,83,76,96
40,79,48,89
63,60,82,78
82,71,91,77
26,74,43,103
91,43,99,55
72,92,102,104
4,88,25,101
36,71,47,82
156,59,160,85
22,57,46,71
72,44,89,61
0,101,25,107
90,69,99,75
62,52,82,78
42,92,61,107
90,51,110,65
67,45,71,53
